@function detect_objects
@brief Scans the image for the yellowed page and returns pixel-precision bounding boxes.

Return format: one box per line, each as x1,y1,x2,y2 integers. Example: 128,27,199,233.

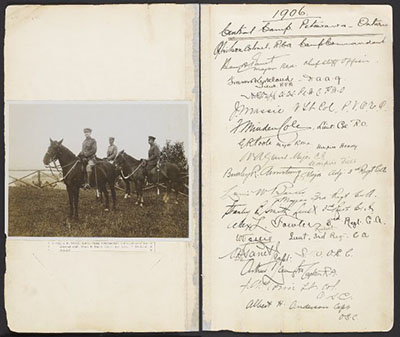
5,4,199,332
202,4,393,332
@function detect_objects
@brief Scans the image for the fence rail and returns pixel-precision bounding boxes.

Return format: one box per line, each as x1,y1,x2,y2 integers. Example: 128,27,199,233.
9,169,65,189
9,169,189,196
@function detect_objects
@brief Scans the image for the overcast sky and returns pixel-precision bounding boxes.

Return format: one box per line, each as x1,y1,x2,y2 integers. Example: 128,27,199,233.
7,102,190,170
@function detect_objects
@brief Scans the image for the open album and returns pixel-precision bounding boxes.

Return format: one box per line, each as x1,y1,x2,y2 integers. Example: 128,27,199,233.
4,4,394,333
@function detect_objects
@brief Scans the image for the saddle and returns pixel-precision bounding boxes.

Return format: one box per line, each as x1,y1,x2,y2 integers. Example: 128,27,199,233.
77,154,100,172
141,159,162,173
77,154,88,164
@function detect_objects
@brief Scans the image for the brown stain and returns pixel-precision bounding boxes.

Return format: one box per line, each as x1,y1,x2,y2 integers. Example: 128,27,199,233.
6,5,44,33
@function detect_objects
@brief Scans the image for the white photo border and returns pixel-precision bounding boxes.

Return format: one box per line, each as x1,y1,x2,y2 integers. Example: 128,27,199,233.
5,100,194,242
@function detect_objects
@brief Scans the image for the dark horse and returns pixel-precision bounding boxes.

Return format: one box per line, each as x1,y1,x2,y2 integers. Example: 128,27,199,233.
139,160,185,204
113,150,146,207
43,139,118,219
146,161,186,204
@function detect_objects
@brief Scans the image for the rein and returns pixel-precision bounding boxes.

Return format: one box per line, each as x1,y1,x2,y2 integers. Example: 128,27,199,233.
60,160,80,181
48,160,62,177
120,161,143,180
47,158,80,181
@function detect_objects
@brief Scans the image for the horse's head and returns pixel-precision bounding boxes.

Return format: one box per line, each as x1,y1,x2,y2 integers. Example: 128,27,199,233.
113,150,126,169
43,138,63,165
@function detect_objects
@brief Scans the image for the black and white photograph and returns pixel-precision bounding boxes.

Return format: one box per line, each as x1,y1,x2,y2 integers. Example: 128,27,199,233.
6,101,191,238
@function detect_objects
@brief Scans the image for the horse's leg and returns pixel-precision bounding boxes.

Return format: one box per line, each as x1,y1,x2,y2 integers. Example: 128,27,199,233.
138,180,144,207
124,179,128,199
163,181,171,204
102,184,110,211
134,180,139,205
110,183,117,211
74,186,80,219
124,179,131,199
67,186,73,218
173,182,179,205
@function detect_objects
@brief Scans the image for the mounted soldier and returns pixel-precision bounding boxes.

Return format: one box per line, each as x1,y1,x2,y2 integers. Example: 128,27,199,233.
106,136,118,162
145,135,161,181
79,128,97,189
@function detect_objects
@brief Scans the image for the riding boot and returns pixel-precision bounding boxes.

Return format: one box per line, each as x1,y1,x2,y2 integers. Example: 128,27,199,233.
82,170,88,189
85,171,91,190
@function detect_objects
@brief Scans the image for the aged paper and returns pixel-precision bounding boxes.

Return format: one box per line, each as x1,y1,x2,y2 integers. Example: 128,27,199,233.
202,4,393,332
5,5,199,332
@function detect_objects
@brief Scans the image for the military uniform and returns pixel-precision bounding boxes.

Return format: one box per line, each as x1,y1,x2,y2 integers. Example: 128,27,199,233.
107,144,118,161
81,137,97,166
145,136,161,183
80,128,97,189
147,142,161,171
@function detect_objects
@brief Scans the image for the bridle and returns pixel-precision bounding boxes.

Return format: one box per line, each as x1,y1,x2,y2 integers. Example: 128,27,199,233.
116,153,144,180
45,147,80,181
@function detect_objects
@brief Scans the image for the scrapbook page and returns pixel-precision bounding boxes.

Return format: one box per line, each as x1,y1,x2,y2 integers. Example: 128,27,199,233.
3,3,394,333
202,4,393,332
5,4,199,332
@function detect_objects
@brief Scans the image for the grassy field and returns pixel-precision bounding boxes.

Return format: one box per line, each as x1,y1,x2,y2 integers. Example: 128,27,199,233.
8,186,189,238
